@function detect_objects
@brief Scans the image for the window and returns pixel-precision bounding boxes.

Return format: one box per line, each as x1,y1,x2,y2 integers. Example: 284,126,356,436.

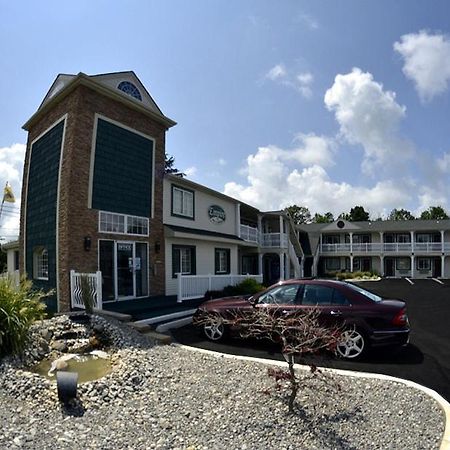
215,248,230,274
258,284,301,305
99,211,148,236
172,185,194,219
172,245,196,278
33,248,48,280
417,258,431,271
396,234,411,243
301,285,350,306
117,81,142,101
353,234,371,244
325,258,340,271
324,235,340,244
396,258,411,270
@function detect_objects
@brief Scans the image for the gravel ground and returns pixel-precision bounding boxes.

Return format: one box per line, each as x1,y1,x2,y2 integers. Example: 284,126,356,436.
0,315,445,450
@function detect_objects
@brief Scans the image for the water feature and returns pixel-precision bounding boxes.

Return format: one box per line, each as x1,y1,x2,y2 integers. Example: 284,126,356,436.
32,353,112,383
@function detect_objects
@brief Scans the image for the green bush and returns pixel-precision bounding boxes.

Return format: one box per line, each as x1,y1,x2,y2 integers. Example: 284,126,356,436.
0,276,48,356
205,277,265,299
333,271,379,281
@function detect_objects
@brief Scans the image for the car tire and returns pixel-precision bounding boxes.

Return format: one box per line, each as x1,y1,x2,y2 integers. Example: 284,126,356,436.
336,327,368,360
203,315,227,342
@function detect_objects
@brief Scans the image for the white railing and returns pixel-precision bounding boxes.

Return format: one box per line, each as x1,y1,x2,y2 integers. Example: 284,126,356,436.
70,270,103,310
260,233,288,248
321,241,450,254
240,224,259,243
288,241,301,278
414,242,443,252
177,273,263,302
0,271,20,287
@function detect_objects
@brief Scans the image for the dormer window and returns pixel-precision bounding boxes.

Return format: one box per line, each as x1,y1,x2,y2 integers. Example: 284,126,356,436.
117,81,142,101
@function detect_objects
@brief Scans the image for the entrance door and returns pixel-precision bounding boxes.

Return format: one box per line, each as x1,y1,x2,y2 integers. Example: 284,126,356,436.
100,240,148,301
385,258,395,277
117,242,134,298
433,258,442,278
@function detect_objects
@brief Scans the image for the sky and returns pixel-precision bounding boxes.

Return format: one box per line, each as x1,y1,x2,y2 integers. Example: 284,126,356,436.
1,0,450,242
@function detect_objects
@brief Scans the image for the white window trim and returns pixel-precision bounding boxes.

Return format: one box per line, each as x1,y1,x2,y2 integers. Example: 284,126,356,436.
172,186,194,218
98,211,149,236
33,248,49,281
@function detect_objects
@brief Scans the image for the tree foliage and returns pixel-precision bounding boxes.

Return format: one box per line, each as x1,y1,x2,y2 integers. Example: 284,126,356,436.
164,153,185,177
339,206,370,222
285,205,311,225
388,208,415,221
313,212,334,223
419,206,449,220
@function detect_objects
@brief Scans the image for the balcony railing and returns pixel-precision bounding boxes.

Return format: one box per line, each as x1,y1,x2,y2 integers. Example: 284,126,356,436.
239,225,288,248
320,242,449,254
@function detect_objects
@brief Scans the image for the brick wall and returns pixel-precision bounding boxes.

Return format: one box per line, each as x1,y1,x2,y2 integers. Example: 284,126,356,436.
21,84,168,311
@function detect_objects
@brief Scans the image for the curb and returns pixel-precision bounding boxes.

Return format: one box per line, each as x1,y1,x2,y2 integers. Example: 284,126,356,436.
174,344,450,450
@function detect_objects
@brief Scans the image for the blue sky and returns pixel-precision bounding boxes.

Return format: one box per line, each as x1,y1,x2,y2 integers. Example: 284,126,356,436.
1,0,450,241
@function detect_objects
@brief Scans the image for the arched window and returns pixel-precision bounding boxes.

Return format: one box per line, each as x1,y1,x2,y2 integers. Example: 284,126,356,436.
117,81,142,101
33,247,48,280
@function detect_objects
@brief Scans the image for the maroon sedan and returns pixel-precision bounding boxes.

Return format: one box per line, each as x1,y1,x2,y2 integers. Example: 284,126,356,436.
193,279,410,359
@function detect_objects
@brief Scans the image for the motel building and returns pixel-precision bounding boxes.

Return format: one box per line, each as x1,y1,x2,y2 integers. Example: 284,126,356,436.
16,71,303,314
298,219,450,279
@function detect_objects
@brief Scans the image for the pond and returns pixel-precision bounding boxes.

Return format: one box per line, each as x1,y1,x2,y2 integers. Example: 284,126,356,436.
32,354,112,383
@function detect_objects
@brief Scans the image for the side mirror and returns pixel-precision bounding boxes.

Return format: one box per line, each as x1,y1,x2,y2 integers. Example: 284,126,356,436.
248,295,257,306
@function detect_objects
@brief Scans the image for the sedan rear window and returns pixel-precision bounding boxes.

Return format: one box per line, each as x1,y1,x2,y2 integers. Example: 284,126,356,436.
346,283,382,303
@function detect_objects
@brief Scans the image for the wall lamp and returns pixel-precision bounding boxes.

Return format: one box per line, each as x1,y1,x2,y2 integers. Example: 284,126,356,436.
84,236,91,251
154,241,161,254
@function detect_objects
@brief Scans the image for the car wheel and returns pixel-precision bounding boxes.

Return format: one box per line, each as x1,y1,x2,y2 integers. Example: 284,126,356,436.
336,328,367,360
203,316,227,342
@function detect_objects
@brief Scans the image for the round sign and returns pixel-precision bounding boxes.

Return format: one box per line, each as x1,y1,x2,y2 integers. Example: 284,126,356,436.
208,205,226,223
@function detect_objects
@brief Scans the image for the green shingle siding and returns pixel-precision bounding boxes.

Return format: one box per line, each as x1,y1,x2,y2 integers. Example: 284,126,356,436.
92,119,153,217
26,120,64,311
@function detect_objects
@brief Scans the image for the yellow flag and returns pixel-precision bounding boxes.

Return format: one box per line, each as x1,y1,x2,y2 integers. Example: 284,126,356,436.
3,183,15,203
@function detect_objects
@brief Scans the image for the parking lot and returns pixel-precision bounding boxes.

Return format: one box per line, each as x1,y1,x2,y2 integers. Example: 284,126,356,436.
171,278,450,402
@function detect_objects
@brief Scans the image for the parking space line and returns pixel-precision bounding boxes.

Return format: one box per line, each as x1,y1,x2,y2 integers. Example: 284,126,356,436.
405,277,414,285
433,278,444,285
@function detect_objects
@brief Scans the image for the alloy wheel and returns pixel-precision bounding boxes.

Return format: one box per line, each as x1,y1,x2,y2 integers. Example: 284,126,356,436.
336,329,366,359
203,318,225,341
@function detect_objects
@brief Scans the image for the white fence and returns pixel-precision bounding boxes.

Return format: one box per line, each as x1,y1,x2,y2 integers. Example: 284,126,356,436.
177,273,263,302
70,270,103,310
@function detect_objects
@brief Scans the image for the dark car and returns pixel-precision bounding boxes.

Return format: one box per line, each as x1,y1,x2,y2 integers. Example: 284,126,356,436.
193,279,410,359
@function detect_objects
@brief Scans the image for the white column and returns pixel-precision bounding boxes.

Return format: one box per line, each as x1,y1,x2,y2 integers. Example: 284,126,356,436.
380,231,384,252
236,203,241,237
258,252,263,276
442,255,445,278
350,255,354,273
279,252,285,280
279,215,284,248
410,230,415,252
380,255,384,277
349,232,353,254
410,255,415,278
257,214,262,245
441,230,445,253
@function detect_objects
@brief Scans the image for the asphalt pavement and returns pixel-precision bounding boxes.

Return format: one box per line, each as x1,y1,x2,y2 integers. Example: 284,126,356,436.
171,278,450,402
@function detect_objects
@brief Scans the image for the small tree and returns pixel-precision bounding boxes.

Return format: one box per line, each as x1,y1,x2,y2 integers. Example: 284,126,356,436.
196,307,343,413
165,153,185,177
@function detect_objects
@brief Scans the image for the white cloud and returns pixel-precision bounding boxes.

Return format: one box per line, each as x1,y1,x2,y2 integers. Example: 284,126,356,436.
394,30,450,102
223,145,411,216
324,68,413,174
0,143,25,243
184,166,197,178
265,64,286,81
290,133,335,167
264,65,314,99
218,158,227,166
437,152,450,173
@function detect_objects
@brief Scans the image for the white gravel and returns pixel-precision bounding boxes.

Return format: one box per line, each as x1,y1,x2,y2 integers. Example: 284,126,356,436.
0,315,445,450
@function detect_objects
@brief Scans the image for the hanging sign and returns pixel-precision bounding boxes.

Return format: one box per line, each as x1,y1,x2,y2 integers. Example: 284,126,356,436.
208,205,226,223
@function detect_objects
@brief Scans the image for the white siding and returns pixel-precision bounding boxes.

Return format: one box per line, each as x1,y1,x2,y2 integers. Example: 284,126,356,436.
163,178,238,236
165,237,238,296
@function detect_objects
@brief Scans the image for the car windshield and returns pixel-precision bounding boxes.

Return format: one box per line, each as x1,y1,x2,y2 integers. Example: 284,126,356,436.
346,283,382,303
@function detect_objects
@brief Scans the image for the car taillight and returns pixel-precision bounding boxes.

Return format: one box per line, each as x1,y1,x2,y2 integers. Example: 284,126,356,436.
392,308,408,326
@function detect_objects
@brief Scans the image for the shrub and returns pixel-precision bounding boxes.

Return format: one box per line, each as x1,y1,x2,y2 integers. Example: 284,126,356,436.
204,277,265,299
334,271,379,281
0,276,48,356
